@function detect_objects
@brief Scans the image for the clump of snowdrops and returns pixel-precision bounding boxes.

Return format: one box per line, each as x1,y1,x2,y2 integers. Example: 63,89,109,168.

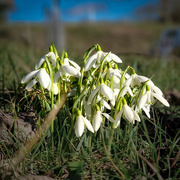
21,43,170,143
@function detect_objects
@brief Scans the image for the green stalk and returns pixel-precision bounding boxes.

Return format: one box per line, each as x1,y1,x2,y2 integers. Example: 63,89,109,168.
108,128,114,153
97,52,110,86
88,133,92,148
40,85,46,118
83,44,97,64
45,57,54,136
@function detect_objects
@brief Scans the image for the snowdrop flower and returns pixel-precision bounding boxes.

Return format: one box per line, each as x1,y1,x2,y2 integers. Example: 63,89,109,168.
124,73,141,88
35,52,56,69
47,71,59,95
63,56,81,72
84,45,122,71
58,54,82,81
138,85,170,109
87,78,115,106
102,102,140,128
137,75,163,96
74,109,94,137
92,109,103,132
59,64,81,79
21,68,51,90
116,98,141,125
103,63,122,87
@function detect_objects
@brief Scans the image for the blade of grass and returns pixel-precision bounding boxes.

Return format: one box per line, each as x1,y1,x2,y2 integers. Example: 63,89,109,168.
3,93,67,172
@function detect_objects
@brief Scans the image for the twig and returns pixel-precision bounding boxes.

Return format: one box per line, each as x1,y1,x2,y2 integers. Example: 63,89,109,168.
171,151,180,168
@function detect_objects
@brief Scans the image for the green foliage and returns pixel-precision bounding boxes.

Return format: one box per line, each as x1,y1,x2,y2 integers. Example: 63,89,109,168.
0,23,180,179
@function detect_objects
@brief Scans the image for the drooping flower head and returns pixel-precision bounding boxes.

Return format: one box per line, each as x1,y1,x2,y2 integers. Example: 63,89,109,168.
74,109,94,137
21,68,51,90
84,44,122,71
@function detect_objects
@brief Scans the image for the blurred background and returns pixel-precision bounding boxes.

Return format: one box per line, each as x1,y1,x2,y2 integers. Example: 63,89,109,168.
0,0,180,94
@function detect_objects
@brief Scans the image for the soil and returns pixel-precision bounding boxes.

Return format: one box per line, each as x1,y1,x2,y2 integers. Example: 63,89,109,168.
0,109,36,147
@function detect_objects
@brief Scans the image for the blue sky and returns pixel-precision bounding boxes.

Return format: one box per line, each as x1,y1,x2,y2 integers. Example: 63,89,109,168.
8,0,159,22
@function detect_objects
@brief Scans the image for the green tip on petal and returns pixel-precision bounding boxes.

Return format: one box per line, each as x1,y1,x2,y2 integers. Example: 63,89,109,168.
64,52,68,58
146,85,150,91
100,77,104,84
60,60,63,66
107,62,112,69
49,45,53,52
95,104,100,111
114,63,118,69
96,44,101,51
42,62,47,69
122,98,127,105
76,108,82,116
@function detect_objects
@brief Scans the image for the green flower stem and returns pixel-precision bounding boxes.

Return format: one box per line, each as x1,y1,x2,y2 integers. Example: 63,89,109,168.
40,85,45,111
45,57,54,136
45,57,54,108
133,81,148,109
83,44,97,64
108,128,114,153
72,86,87,117
77,67,84,95
88,133,92,148
97,52,110,86
120,66,130,89
63,81,67,93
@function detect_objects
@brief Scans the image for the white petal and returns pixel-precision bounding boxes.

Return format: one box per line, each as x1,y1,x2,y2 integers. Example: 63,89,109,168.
114,88,120,99
147,91,154,104
111,94,116,106
83,117,94,133
107,52,122,63
124,76,132,87
138,93,148,109
152,93,170,107
125,73,130,79
87,86,100,104
151,85,163,96
64,58,70,65
74,116,84,137
48,52,56,67
35,57,45,69
97,51,104,63
25,79,38,89
37,68,51,89
62,65,81,78
100,84,113,100
119,85,129,97
133,111,141,122
84,52,98,71
102,113,115,122
142,106,150,118
127,86,133,96
101,99,111,109
53,83,59,95
114,110,123,128
137,75,149,82
53,71,60,83
68,59,81,71
131,74,141,87
21,70,39,83
92,111,102,132
123,104,134,123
